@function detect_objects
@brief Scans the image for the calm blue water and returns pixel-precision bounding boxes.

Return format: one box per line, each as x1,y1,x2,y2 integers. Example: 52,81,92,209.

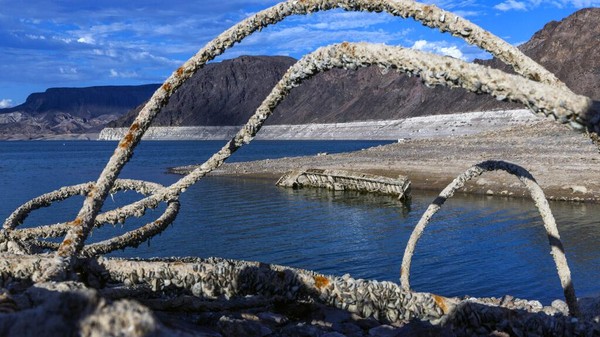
0,140,598,304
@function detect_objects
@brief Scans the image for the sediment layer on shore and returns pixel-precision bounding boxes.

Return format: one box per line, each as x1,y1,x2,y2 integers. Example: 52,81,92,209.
99,109,536,141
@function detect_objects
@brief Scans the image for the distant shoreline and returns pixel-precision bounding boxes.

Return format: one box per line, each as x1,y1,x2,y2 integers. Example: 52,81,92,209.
98,109,537,141
0,109,539,141
0,132,100,141
170,115,600,203
3,109,598,203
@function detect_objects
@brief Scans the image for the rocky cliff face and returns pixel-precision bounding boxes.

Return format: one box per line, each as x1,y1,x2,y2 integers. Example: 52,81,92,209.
109,56,296,127
0,85,159,139
111,56,510,128
111,8,600,128
519,8,600,100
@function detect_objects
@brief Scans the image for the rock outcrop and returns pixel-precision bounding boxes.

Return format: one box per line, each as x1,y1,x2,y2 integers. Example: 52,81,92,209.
0,85,159,139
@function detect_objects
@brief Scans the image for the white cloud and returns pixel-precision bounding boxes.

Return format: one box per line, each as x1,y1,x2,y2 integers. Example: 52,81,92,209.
26,34,46,40
0,99,13,108
77,35,96,44
237,25,400,57
55,36,73,44
439,46,465,59
494,0,600,11
109,69,138,78
494,0,528,11
59,67,78,74
452,10,482,17
411,39,466,60
303,11,393,30
554,0,600,6
412,40,428,50
132,51,179,65
426,0,479,10
232,10,414,58
93,48,118,57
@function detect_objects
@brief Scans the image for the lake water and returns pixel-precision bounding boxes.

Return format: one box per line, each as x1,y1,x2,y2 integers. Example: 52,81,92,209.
0,140,598,304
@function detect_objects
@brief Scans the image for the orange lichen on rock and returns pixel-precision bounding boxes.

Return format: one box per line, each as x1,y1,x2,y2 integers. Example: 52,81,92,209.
432,294,449,314
314,275,329,289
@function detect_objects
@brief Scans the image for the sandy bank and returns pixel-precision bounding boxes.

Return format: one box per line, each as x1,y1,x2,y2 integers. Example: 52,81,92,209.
172,115,600,203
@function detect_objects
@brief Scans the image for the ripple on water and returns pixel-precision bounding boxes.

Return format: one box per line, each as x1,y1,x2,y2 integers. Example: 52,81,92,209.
2,141,598,304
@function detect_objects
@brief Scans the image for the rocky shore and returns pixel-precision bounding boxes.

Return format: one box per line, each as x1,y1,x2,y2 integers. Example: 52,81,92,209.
0,255,598,336
171,116,600,203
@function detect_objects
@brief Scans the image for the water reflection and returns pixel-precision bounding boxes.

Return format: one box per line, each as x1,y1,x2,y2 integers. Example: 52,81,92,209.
106,176,599,304
2,140,597,305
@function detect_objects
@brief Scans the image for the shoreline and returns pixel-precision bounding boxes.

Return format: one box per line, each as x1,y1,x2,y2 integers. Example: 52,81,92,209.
99,109,537,141
0,109,543,142
0,132,100,141
4,108,597,202
209,172,598,203
171,117,600,203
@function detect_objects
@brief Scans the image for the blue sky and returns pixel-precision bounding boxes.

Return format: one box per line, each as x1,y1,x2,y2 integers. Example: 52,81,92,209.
1,0,598,108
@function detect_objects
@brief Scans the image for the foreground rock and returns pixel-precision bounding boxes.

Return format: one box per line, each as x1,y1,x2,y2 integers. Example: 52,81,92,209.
0,255,598,336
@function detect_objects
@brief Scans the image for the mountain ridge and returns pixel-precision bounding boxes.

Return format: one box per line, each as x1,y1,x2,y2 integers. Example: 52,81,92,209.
2,7,599,139
0,84,159,139
111,7,600,128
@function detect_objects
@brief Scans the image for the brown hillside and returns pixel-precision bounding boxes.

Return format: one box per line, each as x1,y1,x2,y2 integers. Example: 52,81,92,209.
108,8,600,127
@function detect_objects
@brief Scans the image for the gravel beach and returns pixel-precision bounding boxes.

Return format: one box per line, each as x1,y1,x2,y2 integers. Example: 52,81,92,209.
172,113,600,203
